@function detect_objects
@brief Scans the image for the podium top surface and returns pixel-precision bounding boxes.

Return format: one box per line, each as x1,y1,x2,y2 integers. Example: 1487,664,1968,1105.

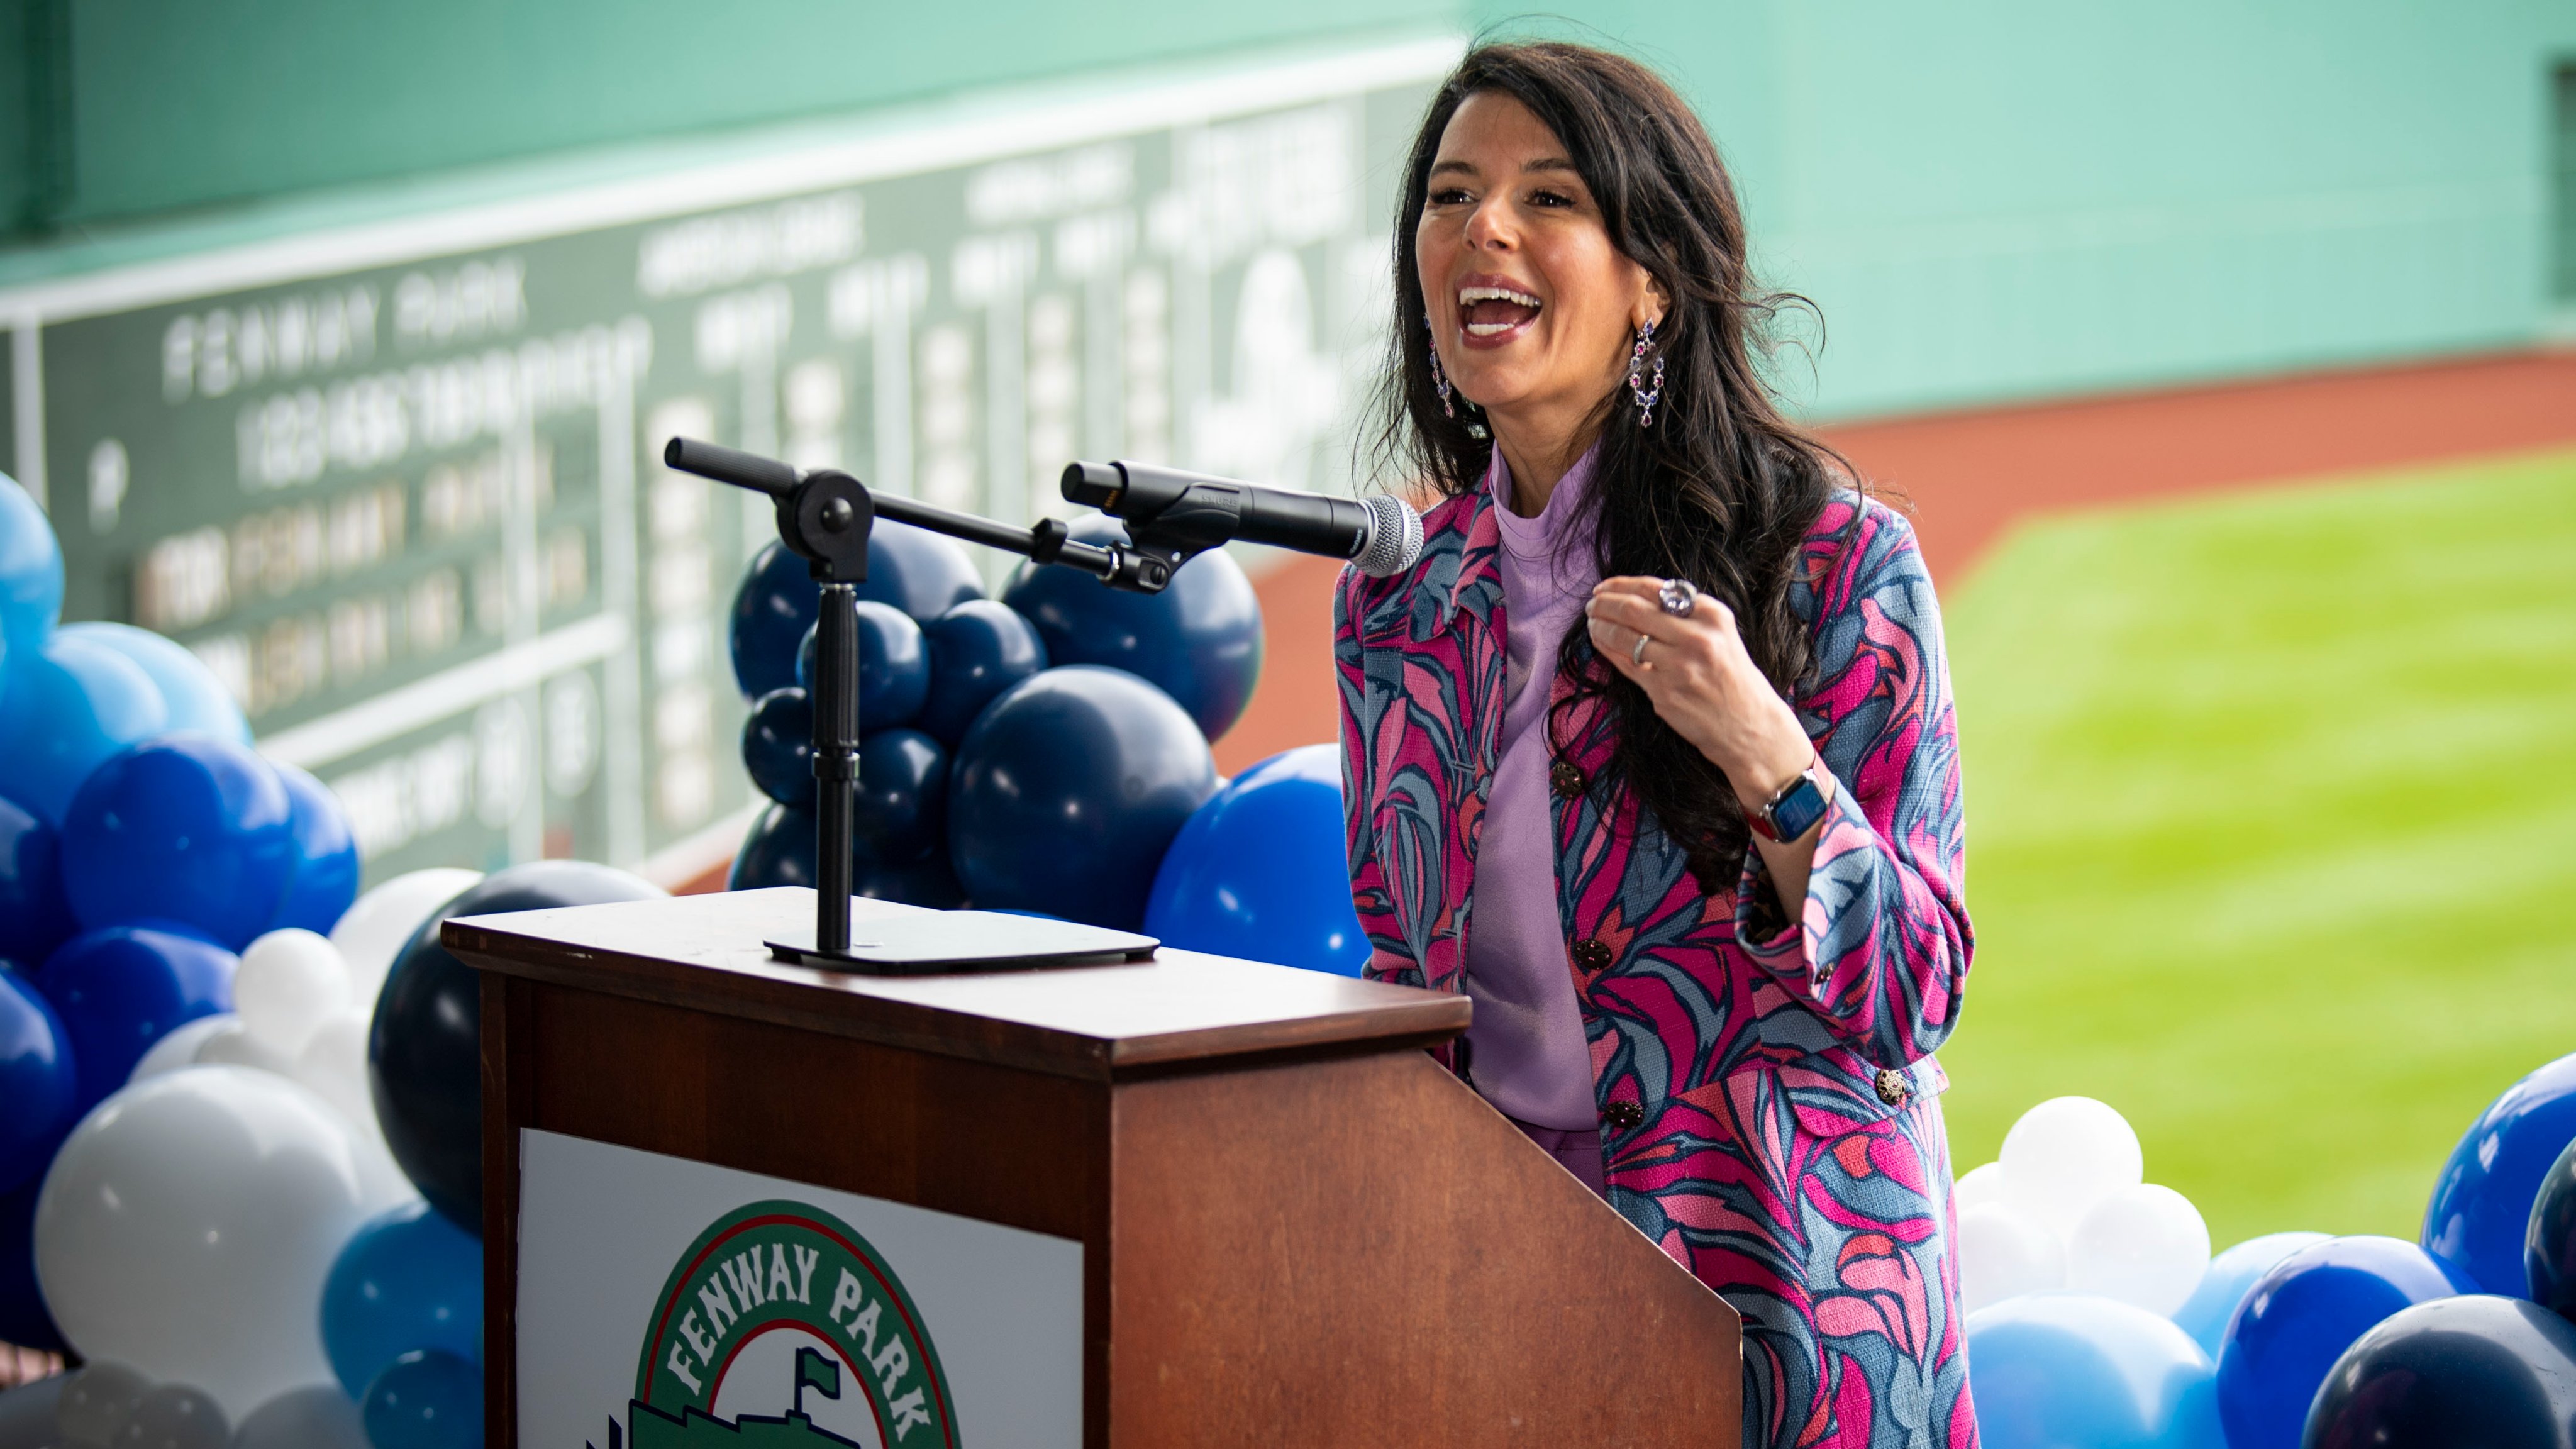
443,887,1467,1082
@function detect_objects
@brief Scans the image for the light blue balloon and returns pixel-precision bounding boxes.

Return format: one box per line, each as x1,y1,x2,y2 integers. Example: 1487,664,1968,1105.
1143,744,1368,976
2171,1230,2330,1358
1969,1292,2221,1449
0,474,60,652
57,621,250,746
321,1199,483,1397
0,633,167,824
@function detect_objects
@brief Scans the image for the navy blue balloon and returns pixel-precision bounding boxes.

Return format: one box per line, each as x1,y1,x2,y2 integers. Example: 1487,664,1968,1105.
269,760,361,935
322,1199,484,1397
2173,1231,2331,1358
0,472,61,652
1001,516,1263,741
35,924,235,1116
854,728,947,865
60,736,297,950
2528,1137,2576,1321
918,600,1048,744
2426,1050,2576,1295
374,861,663,1232
949,665,1217,929
0,793,73,969
795,601,929,728
855,852,967,909
2304,1294,2576,1449
0,633,167,825
854,519,985,623
728,541,821,701
1967,1293,2219,1449
729,802,818,890
0,1176,64,1353
741,687,816,808
1145,744,1367,976
57,621,251,747
0,969,75,1194
361,1349,483,1449
2217,1235,2470,1449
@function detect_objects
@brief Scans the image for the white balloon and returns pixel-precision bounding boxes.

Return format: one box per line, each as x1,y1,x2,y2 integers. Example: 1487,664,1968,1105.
228,1385,365,1449
33,1067,414,1423
128,1016,238,1086
231,931,348,1057
1998,1096,2143,1237
1953,1161,2008,1214
54,1362,149,1449
1957,1200,2067,1314
112,1384,227,1449
288,1012,374,1132
327,869,481,1011
191,1028,291,1079
2068,1182,2212,1318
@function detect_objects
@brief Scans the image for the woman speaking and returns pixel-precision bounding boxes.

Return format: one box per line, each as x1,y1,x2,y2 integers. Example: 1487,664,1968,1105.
1335,42,1977,1446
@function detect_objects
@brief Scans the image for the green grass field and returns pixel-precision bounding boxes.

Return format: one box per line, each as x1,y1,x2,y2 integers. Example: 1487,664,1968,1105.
1935,446,2576,1250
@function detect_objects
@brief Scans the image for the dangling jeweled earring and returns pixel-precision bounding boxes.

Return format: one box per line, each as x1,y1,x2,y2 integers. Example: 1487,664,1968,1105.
1628,318,1664,428
1425,313,1457,419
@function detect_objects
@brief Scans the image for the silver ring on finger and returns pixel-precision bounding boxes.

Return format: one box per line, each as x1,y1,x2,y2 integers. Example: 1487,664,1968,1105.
1629,631,1652,667
1658,577,1699,617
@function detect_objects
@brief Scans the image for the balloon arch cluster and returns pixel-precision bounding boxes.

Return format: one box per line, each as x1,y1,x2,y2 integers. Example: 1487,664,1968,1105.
11,466,2576,1449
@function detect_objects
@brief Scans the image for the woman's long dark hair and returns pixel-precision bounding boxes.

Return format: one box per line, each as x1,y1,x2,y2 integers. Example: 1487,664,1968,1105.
1375,40,1860,869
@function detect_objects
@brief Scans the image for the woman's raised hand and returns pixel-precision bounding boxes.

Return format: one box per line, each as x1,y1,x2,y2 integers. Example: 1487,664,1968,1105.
1583,577,1816,813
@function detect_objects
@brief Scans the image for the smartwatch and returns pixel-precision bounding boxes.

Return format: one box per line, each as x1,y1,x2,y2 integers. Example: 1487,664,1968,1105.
1746,754,1833,843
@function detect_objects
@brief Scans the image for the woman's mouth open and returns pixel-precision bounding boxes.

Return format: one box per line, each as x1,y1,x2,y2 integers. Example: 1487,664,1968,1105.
1458,282,1541,345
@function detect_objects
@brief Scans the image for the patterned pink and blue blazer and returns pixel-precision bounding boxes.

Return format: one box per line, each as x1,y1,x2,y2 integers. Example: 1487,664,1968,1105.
1335,487,1978,1448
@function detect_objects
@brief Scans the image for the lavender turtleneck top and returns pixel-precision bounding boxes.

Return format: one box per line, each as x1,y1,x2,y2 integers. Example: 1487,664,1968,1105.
1462,443,1602,1131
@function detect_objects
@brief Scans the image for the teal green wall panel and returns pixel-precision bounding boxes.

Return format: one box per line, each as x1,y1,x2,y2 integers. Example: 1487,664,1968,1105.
57,0,1455,225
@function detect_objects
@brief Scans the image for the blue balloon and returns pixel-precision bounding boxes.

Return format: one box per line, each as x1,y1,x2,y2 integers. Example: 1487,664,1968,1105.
35,924,235,1115
0,633,168,825
0,792,74,968
1967,1292,2218,1449
2528,1137,2576,1321
322,1199,484,1397
2306,1294,2576,1449
0,472,61,652
729,802,819,891
0,1176,64,1353
269,760,361,936
60,736,297,950
0,970,75,1194
2426,1050,2576,1295
374,861,664,1232
741,687,815,808
796,601,930,729
728,541,820,701
918,600,1047,744
2216,1234,2468,1449
2172,1231,2331,1358
949,665,1216,928
855,852,966,909
1144,744,1367,976
57,621,250,747
854,728,947,865
852,519,985,623
1001,516,1263,741
361,1349,482,1449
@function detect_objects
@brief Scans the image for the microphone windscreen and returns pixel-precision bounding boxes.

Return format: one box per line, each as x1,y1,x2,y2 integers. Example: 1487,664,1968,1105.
1353,494,1424,578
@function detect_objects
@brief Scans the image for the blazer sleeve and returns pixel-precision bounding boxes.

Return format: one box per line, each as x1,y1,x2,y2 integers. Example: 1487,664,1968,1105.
1333,564,1422,988
1733,502,1973,1070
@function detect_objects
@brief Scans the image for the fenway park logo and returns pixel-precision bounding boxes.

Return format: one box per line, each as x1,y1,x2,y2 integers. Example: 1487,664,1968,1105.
592,1201,957,1447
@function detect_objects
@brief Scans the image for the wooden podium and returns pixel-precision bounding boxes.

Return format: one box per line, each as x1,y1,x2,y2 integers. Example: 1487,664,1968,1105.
448,887,1740,1447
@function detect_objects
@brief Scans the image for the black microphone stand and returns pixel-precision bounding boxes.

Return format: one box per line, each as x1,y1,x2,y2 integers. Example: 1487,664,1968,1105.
663,438,1208,966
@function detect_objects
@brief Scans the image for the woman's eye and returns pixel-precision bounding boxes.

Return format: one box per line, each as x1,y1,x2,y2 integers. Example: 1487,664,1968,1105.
1530,189,1575,208
1428,187,1473,206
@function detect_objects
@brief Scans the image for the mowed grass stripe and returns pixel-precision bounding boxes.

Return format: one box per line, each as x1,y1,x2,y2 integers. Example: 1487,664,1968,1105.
1935,446,2576,1248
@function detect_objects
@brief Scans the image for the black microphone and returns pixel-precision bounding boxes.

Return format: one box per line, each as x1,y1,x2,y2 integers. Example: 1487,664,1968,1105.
1060,460,1423,577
